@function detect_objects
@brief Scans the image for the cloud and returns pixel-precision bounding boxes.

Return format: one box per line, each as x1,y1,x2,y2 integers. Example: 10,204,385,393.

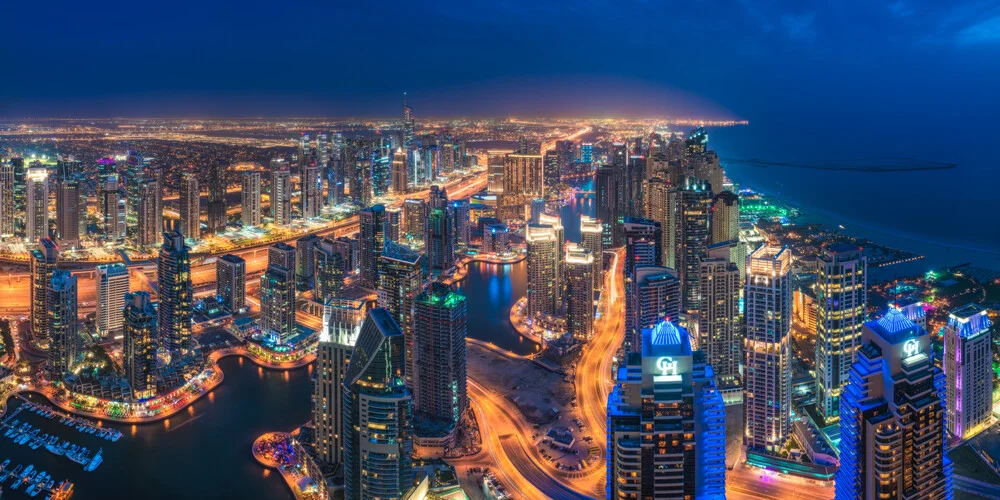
955,15,1000,45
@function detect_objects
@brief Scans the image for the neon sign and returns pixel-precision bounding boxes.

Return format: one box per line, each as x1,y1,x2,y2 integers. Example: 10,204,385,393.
656,357,678,377
903,339,920,358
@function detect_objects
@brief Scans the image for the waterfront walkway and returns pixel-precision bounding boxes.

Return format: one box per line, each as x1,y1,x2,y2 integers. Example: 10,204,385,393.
252,432,328,500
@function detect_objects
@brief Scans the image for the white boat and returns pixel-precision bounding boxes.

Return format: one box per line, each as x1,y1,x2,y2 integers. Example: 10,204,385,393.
45,443,64,456
21,465,34,478
85,450,103,472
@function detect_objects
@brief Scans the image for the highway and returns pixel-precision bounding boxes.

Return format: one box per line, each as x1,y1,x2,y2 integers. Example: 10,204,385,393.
726,463,834,499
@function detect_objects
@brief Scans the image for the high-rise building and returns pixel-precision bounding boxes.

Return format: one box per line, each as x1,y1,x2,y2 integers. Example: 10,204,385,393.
359,204,386,289
384,207,402,243
580,216,604,291
0,160,14,237
216,254,246,314
123,152,145,241
835,308,952,500
670,177,713,312
711,191,739,244
581,143,593,163
482,223,509,254
378,241,424,389
498,153,543,222
178,173,200,240
100,177,125,241
47,270,78,375
342,308,413,500
403,198,427,243
815,243,868,423
565,246,594,340
30,238,59,345
594,165,621,247
643,175,672,266
206,161,228,234
744,244,792,454
123,291,158,400
543,149,560,192
260,264,296,344
525,224,558,317
295,234,319,291
314,298,368,466
55,179,84,246
158,229,193,355
302,164,323,218
944,304,993,440
698,242,742,386
96,264,129,339
314,240,346,303
450,200,471,250
391,148,408,194
606,320,727,499
537,213,565,309
426,206,454,271
11,157,26,238
622,217,662,274
270,168,292,225
241,172,262,227
626,266,681,353
413,283,467,429
137,180,162,247
26,166,49,242
268,241,296,270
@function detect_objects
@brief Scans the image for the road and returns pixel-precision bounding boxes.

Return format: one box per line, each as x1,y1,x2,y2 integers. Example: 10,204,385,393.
726,462,834,499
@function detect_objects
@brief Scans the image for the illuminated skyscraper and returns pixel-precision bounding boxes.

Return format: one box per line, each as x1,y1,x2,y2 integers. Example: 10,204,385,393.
55,178,84,246
178,173,200,240
26,166,49,242
96,263,129,339
565,245,594,340
100,177,125,241
499,153,543,222
47,270,77,375
711,191,739,244
314,239,346,303
123,291,158,400
579,216,604,291
622,217,662,274
413,283,467,431
260,264,296,344
816,243,867,423
698,243,742,387
383,207,402,243
241,171,262,227
525,224,558,317
450,199,471,250
216,254,246,314
137,179,162,247
835,308,952,500
581,143,593,163
403,199,426,244
606,320,727,499
158,229,193,355
538,213,564,308
30,238,58,345
314,298,367,467
359,204,386,289
744,244,792,454
378,241,424,388
426,206,454,271
206,161,228,234
270,168,292,225
626,265,680,353
670,177,712,311
644,175,672,266
302,164,323,218
594,165,622,247
342,308,413,500
0,160,14,237
295,234,319,291
944,304,993,439
391,148,408,194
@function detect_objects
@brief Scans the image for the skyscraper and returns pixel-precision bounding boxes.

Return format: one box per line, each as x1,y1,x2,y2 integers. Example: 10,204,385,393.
622,217,662,274
55,178,84,246
670,177,712,312
30,238,58,345
47,270,77,375
178,173,200,240
359,204,386,290
815,243,867,423
314,298,368,466
0,160,14,237
295,234,319,291
944,304,993,440
565,245,594,340
626,265,681,353
744,244,792,455
270,168,292,225
342,308,413,500
391,148,408,194
206,161,228,234
537,213,565,309
594,165,621,247
403,198,427,244
100,177,125,241
579,216,604,291
498,153,543,222
378,241,424,388
261,264,296,344
606,320,727,499
525,224,558,317
123,291,158,400
698,242,742,386
301,164,323,218
314,239,346,303
450,199,471,250
643,175,671,266
158,229,193,355
711,191,739,244
241,171,262,227
383,207,402,243
26,166,49,242
216,254,246,314
426,206,454,271
96,263,129,339
268,241,296,270
137,180,162,247
413,283,467,431
835,308,952,500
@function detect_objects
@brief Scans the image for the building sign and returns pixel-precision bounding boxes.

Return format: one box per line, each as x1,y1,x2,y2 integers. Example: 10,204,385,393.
903,338,920,358
653,356,681,382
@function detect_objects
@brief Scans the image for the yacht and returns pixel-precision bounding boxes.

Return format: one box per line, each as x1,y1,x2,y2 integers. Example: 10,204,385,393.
85,449,103,472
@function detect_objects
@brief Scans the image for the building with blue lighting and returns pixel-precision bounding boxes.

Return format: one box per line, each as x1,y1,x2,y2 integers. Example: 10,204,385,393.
944,304,993,440
606,320,727,499
835,308,952,499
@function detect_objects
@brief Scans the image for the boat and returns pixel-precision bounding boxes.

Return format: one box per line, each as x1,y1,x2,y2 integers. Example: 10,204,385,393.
85,449,103,472
26,483,36,495
66,452,87,465
1,459,9,469
22,465,34,478
45,442,64,456
45,479,54,489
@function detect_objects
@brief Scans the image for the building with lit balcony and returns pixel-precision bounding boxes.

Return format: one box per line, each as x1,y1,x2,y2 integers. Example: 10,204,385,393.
158,229,194,355
944,304,993,440
816,243,867,423
626,266,681,353
314,298,368,467
564,245,594,340
378,241,424,388
216,254,246,314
